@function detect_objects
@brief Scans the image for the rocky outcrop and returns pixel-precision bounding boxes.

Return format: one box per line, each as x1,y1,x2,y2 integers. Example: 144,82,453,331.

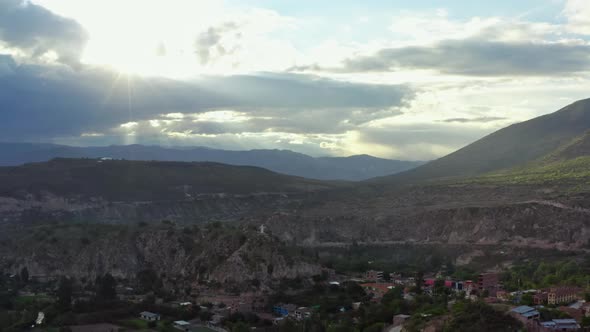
0,224,321,288
258,185,590,251
0,191,305,225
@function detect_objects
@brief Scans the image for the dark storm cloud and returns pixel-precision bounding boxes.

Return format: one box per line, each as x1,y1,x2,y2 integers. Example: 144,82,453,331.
0,0,88,66
297,40,590,76
0,55,411,141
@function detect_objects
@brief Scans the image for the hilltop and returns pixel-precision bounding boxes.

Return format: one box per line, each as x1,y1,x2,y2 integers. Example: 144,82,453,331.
0,158,341,202
0,143,424,181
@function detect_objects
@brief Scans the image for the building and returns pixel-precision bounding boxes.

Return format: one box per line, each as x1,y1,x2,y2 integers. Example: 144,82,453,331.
294,307,313,320
477,273,500,296
539,319,580,331
393,314,410,327
360,283,396,300
496,290,510,302
139,311,161,321
510,305,540,328
534,292,548,305
173,321,191,332
273,304,297,317
459,280,475,295
557,306,584,322
365,270,384,282
547,287,581,305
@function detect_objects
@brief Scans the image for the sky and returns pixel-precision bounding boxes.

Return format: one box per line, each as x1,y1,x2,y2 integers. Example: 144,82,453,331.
0,0,589,160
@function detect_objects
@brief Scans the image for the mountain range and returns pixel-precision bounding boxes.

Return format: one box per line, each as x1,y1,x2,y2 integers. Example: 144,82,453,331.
1,98,589,286
0,143,424,181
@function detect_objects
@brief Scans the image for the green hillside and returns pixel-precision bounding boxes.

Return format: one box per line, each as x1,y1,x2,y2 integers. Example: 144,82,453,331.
0,158,342,201
468,130,590,187
374,98,590,184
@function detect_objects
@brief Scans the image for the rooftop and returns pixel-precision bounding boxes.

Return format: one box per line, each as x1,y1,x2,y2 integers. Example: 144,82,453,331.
511,306,536,314
140,311,160,318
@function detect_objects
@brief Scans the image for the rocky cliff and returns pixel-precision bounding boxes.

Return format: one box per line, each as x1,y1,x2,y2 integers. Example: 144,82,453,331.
0,223,322,290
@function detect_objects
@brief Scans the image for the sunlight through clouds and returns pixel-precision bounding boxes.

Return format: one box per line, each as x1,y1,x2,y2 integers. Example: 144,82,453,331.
1,0,589,160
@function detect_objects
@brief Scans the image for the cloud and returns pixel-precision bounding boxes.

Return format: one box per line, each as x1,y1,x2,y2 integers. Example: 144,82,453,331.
332,39,590,76
291,13,588,78
0,55,412,142
440,116,508,123
358,123,494,160
563,0,590,35
194,22,239,65
328,39,590,76
0,0,88,66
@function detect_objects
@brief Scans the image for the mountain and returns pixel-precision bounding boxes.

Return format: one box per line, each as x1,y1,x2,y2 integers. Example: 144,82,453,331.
375,98,590,184
0,158,340,201
469,130,590,186
0,143,424,181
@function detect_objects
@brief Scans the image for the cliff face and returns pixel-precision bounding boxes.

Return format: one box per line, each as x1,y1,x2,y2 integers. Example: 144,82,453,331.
2,183,589,252
257,185,590,251
0,224,321,288
0,190,305,225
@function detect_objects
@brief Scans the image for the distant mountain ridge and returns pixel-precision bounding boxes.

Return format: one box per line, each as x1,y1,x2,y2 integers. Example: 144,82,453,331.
0,158,340,202
375,98,590,184
0,143,424,181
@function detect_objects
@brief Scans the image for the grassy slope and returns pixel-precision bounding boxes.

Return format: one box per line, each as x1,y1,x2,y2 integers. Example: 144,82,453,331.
373,98,590,184
466,130,590,187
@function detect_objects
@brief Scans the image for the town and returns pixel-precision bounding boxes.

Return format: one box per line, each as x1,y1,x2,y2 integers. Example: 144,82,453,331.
2,261,590,332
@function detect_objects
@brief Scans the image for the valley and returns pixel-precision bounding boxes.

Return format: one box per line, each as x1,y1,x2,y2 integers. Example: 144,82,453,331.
1,99,590,331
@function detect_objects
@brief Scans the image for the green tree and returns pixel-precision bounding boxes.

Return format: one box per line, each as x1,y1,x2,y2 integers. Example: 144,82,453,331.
521,293,533,306
381,287,403,305
414,271,424,295
232,322,250,332
20,267,29,284
96,273,116,301
327,324,355,332
278,319,300,332
363,322,384,332
57,277,73,311
444,301,522,332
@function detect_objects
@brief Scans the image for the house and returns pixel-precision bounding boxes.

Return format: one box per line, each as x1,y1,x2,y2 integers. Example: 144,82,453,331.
209,314,224,326
293,307,313,320
547,287,581,305
273,304,297,317
424,279,457,290
540,319,580,331
510,305,540,327
496,290,510,302
173,320,191,332
463,280,474,294
534,292,548,305
393,314,410,327
477,273,500,297
360,283,396,299
139,311,160,321
365,270,384,282
557,306,584,322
